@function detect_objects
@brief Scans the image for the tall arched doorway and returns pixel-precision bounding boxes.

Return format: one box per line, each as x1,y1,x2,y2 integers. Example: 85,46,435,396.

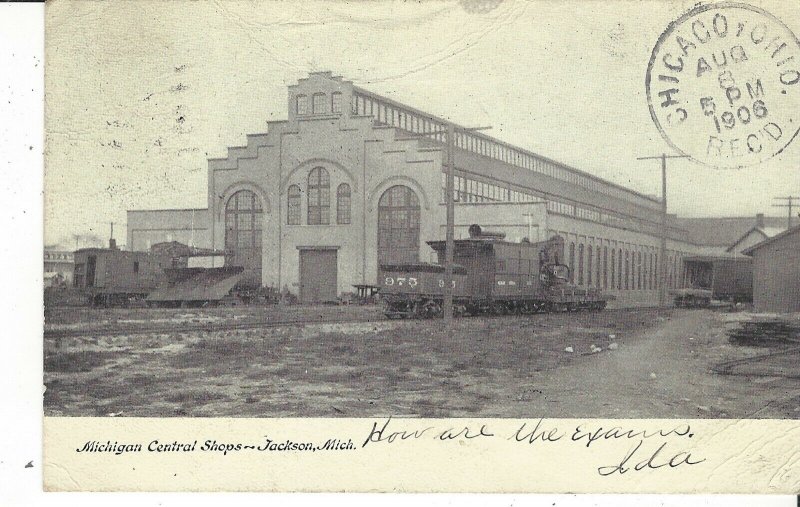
377,185,420,266
225,190,263,287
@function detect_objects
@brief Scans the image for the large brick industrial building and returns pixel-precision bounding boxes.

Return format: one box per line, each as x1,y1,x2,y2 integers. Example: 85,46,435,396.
127,72,741,304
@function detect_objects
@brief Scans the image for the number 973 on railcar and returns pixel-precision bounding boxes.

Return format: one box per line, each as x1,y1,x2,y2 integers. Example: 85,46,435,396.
378,263,469,318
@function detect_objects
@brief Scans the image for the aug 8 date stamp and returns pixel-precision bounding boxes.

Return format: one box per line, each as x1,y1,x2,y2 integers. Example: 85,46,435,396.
646,2,800,168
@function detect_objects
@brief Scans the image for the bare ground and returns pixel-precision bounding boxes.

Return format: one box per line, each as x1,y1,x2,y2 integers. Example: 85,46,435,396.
44,304,383,334
43,308,800,418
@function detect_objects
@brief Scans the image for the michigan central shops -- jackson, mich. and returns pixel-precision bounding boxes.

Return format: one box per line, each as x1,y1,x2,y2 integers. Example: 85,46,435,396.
75,437,356,455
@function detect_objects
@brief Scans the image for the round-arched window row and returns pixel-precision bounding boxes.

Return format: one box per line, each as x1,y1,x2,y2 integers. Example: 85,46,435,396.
287,167,352,226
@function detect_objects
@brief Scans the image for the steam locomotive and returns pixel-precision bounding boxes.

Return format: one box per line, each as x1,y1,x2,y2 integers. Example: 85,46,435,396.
378,225,612,318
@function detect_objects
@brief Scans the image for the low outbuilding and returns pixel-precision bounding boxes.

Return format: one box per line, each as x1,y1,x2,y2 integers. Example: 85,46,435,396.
742,224,800,313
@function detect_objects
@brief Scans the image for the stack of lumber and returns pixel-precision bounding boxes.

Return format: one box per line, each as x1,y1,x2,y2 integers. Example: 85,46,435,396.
727,317,800,347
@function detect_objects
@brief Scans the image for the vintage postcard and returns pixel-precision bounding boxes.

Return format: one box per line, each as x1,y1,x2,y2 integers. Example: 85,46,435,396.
43,0,800,493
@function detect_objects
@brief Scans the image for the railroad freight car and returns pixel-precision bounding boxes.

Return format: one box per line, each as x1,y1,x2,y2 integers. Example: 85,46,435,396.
378,225,611,318
671,254,752,308
71,242,249,307
73,247,173,306
380,263,469,318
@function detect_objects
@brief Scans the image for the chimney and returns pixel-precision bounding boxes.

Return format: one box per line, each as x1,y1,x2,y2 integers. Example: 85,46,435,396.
108,221,117,250
755,213,765,228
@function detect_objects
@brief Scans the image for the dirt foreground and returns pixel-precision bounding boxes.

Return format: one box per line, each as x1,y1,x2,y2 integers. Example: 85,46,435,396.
43,308,800,418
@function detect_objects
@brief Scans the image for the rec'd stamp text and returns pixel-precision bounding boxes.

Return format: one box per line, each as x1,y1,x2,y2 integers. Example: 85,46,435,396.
646,1,800,168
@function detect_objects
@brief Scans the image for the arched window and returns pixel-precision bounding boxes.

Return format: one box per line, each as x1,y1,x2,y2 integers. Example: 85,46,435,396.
312,93,327,114
631,249,636,290
637,251,642,290
307,167,330,225
378,185,420,265
652,252,657,289
296,94,308,115
331,92,343,114
624,250,630,290
596,247,602,289
578,244,584,286
649,252,653,290
287,185,301,225
668,255,673,288
617,249,623,290
569,242,576,283
610,249,616,289
587,245,593,287
337,183,351,225
654,254,659,288
603,246,608,289
225,189,263,287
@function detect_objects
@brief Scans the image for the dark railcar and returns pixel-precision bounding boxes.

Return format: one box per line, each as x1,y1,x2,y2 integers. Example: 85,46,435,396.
72,247,172,306
379,263,469,318
672,255,752,307
71,243,245,307
378,225,610,318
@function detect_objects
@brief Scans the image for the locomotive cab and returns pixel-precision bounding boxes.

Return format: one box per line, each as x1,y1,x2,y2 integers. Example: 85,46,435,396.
541,263,570,287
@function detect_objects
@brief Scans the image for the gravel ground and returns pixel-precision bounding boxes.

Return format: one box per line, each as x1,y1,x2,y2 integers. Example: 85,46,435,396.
43,308,800,418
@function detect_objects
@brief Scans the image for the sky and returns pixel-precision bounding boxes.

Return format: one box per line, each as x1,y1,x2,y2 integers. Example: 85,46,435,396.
44,0,800,248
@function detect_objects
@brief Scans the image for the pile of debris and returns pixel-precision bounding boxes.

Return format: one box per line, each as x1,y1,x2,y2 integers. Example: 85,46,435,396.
727,317,800,347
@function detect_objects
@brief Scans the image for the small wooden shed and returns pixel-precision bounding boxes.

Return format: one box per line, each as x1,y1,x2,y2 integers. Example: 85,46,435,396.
742,225,800,313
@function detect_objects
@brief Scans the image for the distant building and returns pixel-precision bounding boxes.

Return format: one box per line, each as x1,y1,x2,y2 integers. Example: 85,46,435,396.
127,209,210,252
743,225,800,313
726,214,785,254
676,214,787,249
43,250,74,286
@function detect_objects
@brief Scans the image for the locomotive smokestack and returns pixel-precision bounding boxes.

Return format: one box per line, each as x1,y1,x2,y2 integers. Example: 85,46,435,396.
109,221,118,250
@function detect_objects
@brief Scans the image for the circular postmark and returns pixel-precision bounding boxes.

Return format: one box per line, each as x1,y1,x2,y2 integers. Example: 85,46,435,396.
646,2,800,168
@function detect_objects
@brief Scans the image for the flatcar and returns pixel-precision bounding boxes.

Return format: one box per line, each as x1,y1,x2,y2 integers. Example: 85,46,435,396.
378,224,612,318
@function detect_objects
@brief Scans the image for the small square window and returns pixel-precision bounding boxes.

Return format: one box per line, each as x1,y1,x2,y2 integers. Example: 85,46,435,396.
296,95,308,115
312,93,327,114
331,92,343,114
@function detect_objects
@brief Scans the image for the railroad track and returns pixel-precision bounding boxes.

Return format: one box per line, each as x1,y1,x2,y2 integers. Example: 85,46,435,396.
712,344,800,380
43,304,674,339
42,315,390,340
44,315,386,338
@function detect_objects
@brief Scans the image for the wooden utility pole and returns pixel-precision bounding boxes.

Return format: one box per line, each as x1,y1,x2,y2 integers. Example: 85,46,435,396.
636,153,689,308
443,123,456,325
442,124,491,325
772,196,800,230
411,123,490,324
